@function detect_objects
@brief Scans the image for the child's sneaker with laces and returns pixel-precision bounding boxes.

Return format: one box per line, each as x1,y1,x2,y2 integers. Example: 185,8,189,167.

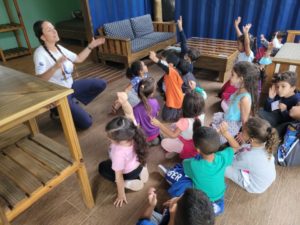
124,179,144,191
158,164,168,178
139,166,149,183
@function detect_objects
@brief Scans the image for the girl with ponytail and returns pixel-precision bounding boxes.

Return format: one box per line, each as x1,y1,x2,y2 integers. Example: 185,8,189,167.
151,91,205,159
219,117,278,193
98,116,149,207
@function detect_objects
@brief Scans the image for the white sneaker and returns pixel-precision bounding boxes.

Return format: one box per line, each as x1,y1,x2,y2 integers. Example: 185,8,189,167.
158,164,168,177
124,179,144,191
139,166,149,183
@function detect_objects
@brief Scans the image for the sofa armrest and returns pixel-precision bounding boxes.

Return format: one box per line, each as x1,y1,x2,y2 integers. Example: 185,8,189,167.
152,21,176,33
97,35,131,56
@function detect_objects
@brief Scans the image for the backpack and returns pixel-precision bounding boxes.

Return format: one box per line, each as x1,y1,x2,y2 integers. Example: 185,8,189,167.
277,122,300,166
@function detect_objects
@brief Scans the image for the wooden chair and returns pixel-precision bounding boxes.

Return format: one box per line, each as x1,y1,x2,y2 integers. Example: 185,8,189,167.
286,30,300,43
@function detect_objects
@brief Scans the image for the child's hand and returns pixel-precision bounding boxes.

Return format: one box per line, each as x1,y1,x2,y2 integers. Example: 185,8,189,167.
163,197,180,208
218,122,229,136
243,23,252,34
177,16,183,31
279,103,287,112
148,188,157,207
151,117,161,127
235,132,245,144
114,193,128,207
189,80,197,90
117,92,128,104
149,51,159,63
234,16,241,26
268,85,277,99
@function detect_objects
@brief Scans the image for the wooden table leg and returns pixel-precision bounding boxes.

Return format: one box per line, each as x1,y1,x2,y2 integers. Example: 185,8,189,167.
57,97,94,209
25,118,39,135
218,70,226,83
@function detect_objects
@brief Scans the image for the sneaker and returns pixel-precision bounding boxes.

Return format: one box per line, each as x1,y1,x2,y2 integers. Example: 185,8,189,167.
124,179,144,191
139,166,149,183
158,164,168,178
165,152,177,159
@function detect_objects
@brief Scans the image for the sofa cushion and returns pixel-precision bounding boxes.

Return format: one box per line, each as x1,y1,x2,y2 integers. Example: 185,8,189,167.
131,38,158,53
103,19,135,40
141,32,175,42
130,14,154,38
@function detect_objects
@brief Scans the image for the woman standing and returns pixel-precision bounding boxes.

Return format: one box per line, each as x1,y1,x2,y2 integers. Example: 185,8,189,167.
33,20,107,129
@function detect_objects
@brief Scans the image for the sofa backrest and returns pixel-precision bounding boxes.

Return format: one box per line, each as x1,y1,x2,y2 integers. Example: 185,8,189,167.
130,14,154,38
103,19,135,40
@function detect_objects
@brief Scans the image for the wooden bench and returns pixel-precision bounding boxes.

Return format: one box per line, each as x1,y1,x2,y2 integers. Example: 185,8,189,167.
97,21,176,67
286,30,300,43
183,37,238,83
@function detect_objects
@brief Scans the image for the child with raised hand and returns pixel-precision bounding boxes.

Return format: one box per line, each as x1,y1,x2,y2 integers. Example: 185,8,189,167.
219,17,255,103
149,51,184,122
111,60,149,114
152,91,205,159
258,71,300,136
212,61,260,143
98,116,149,207
136,188,215,225
219,117,278,193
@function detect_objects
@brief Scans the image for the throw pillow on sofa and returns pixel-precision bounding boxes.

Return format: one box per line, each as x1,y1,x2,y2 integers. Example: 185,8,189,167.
130,14,154,38
103,19,135,40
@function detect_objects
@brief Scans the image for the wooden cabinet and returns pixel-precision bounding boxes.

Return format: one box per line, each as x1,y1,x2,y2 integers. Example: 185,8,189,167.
0,0,32,62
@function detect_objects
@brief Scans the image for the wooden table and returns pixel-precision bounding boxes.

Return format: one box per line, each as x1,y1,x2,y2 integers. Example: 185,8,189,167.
184,37,238,83
264,43,300,92
0,66,94,223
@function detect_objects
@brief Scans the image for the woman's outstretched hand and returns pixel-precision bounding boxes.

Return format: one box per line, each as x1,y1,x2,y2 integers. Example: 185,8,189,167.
89,37,105,49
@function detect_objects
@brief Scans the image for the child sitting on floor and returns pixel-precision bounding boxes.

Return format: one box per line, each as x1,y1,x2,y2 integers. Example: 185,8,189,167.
219,16,255,102
111,60,149,113
258,71,300,137
98,116,149,207
149,51,184,122
220,117,278,193
136,188,215,225
212,61,260,144
152,91,205,159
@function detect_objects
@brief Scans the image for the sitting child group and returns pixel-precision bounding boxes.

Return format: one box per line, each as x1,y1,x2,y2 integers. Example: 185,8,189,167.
33,15,300,225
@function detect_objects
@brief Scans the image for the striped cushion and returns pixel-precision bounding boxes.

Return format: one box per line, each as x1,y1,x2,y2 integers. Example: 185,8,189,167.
103,19,135,40
131,38,158,53
141,32,175,42
130,14,154,38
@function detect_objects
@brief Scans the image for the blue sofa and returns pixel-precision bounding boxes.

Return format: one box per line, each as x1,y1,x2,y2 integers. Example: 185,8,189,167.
98,14,176,67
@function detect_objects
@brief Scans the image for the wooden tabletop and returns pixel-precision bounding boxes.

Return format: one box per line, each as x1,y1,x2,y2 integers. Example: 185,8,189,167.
185,37,238,58
0,66,73,127
274,43,300,61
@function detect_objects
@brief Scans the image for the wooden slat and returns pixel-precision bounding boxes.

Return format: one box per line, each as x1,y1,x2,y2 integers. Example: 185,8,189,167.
3,146,57,185
0,173,27,208
108,39,115,54
0,153,42,195
30,134,72,163
296,66,300,89
0,124,30,149
16,139,71,174
115,40,121,55
279,63,290,73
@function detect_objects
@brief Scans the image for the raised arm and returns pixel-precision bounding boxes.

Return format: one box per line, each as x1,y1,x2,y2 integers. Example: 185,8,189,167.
151,118,181,138
240,95,251,125
177,16,188,57
117,92,137,125
218,122,240,151
75,37,105,63
139,188,157,220
242,23,252,56
149,51,169,73
234,16,242,37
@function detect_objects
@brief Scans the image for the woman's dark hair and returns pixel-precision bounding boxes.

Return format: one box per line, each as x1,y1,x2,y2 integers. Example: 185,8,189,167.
105,116,147,165
33,20,45,45
183,91,205,129
175,189,215,225
178,59,190,75
137,77,156,115
192,126,221,155
166,53,180,67
233,61,260,114
272,71,297,87
186,48,201,62
126,61,143,79
245,117,279,158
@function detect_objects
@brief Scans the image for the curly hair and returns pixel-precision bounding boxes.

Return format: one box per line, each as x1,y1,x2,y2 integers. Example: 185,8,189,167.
272,71,297,87
233,61,260,114
105,116,147,165
245,117,279,158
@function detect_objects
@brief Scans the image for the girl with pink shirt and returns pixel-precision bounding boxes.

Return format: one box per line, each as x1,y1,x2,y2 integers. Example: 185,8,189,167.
151,91,205,159
98,116,149,207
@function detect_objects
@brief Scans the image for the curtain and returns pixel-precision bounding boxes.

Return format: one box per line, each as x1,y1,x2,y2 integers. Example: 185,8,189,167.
175,0,300,42
88,0,152,34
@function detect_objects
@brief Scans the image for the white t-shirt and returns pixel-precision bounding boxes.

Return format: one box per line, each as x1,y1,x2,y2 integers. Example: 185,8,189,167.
237,51,254,63
34,45,77,88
